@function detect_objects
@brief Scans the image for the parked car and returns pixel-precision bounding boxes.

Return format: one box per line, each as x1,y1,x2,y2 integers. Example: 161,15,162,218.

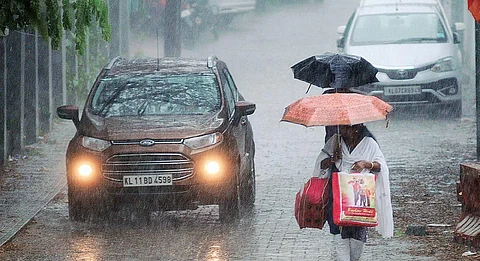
209,0,256,25
57,56,256,222
336,0,465,117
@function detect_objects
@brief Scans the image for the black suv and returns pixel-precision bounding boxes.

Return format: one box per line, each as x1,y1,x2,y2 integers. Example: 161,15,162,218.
57,56,256,222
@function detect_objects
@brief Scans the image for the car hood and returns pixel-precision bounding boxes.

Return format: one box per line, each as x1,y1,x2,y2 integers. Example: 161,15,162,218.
346,43,452,68
82,113,225,140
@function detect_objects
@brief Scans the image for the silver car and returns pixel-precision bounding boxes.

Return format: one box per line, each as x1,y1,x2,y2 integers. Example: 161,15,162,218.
209,0,256,25
336,0,465,117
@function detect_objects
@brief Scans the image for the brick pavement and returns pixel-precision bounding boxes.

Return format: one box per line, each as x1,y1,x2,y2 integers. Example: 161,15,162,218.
0,119,437,260
0,121,75,246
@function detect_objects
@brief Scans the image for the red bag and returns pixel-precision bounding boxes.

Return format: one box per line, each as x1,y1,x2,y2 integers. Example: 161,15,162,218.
294,177,330,229
332,171,378,227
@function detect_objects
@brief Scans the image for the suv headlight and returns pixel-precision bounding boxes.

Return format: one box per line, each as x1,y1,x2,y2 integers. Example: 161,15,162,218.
82,136,111,152
184,133,222,150
431,57,455,73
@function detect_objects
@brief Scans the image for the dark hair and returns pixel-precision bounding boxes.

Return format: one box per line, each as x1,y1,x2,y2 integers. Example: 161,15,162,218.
324,124,376,142
357,124,376,141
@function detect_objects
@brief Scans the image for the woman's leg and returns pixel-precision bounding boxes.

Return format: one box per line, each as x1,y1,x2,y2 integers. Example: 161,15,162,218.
349,238,365,261
333,234,351,261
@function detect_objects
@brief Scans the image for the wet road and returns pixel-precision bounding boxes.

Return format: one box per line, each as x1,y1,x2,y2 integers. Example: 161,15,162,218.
0,0,476,260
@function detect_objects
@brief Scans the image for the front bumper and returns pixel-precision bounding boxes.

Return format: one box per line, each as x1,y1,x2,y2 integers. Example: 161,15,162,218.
353,74,461,106
211,3,256,15
65,139,236,207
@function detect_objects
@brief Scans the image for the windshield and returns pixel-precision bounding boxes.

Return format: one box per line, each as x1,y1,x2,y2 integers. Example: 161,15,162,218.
349,13,447,46
89,73,221,117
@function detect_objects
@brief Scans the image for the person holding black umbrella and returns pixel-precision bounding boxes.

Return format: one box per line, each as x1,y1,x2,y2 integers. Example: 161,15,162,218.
290,53,380,142
288,53,393,260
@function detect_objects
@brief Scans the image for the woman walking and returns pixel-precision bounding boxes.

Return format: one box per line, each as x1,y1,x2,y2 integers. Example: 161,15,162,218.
313,124,394,261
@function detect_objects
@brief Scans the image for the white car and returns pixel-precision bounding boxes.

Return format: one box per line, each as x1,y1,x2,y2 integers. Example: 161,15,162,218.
336,0,465,117
209,0,256,25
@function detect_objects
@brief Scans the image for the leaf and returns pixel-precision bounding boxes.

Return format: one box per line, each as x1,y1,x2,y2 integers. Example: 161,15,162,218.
0,0,111,54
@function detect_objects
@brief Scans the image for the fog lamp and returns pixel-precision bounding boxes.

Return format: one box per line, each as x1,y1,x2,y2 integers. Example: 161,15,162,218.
205,161,220,175
78,164,93,178
439,86,458,96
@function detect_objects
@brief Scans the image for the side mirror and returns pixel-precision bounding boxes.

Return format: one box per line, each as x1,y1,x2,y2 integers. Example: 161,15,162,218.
57,105,80,128
233,101,255,125
235,101,256,116
337,37,345,49
455,22,466,32
453,32,461,44
337,25,346,35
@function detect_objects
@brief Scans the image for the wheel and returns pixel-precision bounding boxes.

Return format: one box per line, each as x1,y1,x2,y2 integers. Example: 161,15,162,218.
218,164,240,223
217,14,234,27
446,101,462,118
434,101,461,118
218,185,240,222
68,185,108,222
240,150,255,211
68,188,89,222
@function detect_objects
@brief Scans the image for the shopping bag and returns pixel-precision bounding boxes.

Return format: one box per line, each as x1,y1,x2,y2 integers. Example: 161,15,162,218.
294,177,330,229
332,171,378,227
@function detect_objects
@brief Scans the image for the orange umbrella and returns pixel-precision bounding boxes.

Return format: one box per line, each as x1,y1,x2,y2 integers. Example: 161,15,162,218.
281,93,393,127
469,0,480,21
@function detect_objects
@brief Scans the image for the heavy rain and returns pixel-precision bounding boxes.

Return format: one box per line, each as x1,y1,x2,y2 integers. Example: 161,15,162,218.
0,0,478,260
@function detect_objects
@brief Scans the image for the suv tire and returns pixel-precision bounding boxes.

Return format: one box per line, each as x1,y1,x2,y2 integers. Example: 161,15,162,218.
240,152,255,211
219,164,241,222
218,186,240,222
446,101,462,118
68,187,107,222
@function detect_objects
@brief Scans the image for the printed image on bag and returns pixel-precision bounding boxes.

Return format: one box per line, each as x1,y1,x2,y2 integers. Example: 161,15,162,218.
332,171,378,227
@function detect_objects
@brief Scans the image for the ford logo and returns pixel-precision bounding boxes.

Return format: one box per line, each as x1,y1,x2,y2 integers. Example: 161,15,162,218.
139,139,155,147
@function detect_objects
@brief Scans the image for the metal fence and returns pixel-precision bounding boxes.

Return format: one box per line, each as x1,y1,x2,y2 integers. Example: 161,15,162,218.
0,0,130,174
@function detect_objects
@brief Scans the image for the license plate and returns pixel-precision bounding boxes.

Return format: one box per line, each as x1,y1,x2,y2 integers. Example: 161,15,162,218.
384,86,422,96
123,174,173,187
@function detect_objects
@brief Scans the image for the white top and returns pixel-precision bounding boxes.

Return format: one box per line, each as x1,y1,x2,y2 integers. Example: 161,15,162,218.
313,134,394,239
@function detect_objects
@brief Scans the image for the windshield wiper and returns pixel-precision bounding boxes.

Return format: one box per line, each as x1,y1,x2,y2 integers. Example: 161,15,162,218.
97,82,129,116
389,37,441,44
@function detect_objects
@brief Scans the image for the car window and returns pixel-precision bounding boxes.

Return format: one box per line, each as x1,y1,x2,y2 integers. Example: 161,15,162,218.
343,11,356,37
220,68,236,116
223,69,238,102
350,13,447,45
89,73,221,117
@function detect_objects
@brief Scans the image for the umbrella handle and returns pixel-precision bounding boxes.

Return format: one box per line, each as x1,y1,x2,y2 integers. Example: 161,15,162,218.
305,84,312,94
333,132,342,161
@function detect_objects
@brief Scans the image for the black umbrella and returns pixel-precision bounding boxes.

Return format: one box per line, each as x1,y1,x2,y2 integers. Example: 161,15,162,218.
291,53,379,92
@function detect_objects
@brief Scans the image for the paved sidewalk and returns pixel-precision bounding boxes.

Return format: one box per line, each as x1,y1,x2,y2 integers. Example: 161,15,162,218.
0,121,75,246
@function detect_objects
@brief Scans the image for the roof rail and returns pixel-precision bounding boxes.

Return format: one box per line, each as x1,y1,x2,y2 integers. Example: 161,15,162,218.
105,56,125,70
207,55,218,68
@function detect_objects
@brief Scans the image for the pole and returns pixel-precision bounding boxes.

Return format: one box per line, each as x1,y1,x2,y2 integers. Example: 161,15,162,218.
476,21,480,161
164,0,181,57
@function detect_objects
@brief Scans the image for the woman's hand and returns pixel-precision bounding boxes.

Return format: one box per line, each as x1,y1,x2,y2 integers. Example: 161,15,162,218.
320,156,336,170
350,160,380,172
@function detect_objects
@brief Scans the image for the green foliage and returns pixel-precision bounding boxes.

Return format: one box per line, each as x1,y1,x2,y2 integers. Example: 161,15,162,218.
0,0,111,55
65,26,109,105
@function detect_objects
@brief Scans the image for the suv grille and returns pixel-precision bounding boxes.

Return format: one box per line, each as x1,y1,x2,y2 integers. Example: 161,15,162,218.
103,153,194,182
377,64,434,80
